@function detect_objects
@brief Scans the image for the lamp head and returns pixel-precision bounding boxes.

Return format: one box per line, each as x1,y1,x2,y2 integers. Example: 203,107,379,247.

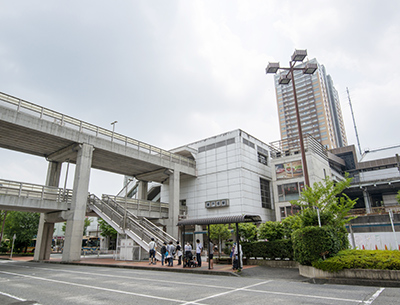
303,62,317,74
278,73,291,85
266,62,280,74
291,49,307,62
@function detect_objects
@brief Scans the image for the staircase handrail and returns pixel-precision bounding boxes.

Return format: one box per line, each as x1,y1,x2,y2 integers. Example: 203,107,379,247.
141,217,177,244
96,195,168,252
88,194,162,260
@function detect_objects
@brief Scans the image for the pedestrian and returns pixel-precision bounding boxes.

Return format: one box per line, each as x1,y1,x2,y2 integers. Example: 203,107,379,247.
232,242,242,270
176,241,182,265
160,241,167,266
148,238,156,265
209,240,214,269
230,243,235,266
196,239,203,267
166,241,175,267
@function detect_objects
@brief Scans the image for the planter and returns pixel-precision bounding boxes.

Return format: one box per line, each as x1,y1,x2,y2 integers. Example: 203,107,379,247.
299,265,400,281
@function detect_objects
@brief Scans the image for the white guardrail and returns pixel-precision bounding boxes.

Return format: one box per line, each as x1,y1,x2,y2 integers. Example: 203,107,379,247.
0,91,195,168
0,179,73,203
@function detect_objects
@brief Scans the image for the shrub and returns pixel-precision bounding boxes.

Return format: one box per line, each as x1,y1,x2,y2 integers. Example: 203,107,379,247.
258,221,283,241
242,239,293,260
312,249,400,272
292,226,347,265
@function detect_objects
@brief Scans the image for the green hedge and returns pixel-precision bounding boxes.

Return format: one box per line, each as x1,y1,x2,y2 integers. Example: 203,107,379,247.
292,225,348,265
312,249,400,272
242,239,293,260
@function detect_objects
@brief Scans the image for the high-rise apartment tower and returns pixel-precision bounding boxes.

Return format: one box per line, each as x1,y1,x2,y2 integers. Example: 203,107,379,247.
274,58,347,149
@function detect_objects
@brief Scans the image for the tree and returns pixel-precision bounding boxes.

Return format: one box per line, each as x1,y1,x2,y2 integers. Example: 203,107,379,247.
83,217,93,235
98,219,117,239
290,174,357,228
4,211,40,253
236,223,258,242
289,175,357,264
397,190,400,204
258,221,283,241
62,217,93,236
209,224,231,258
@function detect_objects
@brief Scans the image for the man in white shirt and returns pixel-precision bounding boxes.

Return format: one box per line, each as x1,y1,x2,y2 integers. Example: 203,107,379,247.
196,239,203,267
148,238,156,265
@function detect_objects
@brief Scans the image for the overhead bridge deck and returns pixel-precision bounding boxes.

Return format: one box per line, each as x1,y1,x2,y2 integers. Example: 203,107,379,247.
0,91,196,182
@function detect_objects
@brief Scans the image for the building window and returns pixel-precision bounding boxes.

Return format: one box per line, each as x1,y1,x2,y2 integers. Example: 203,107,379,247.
277,181,305,202
280,205,301,219
260,178,272,209
258,152,268,165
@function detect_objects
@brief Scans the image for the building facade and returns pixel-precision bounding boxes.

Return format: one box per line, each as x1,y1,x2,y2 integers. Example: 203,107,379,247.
165,129,276,223
274,58,347,150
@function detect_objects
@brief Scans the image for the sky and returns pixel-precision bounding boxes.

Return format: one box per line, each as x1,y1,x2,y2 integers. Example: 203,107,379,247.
0,0,399,196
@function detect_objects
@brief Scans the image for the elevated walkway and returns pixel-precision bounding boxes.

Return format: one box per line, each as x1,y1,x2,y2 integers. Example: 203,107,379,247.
0,179,178,261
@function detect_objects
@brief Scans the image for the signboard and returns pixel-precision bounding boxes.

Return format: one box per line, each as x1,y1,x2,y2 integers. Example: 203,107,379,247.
275,160,303,180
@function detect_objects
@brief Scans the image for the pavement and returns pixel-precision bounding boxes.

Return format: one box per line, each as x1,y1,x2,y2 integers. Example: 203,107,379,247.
0,254,306,280
3,254,398,287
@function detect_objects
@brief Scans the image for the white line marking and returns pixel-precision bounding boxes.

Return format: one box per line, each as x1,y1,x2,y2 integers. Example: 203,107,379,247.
0,270,190,304
0,290,27,301
182,280,272,305
14,264,241,291
244,288,363,303
364,288,385,304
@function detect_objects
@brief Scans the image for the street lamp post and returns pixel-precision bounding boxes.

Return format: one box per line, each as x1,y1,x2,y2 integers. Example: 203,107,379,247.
266,49,317,187
111,120,118,142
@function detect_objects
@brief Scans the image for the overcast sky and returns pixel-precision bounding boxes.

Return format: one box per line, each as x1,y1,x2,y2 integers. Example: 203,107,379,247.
1,0,399,195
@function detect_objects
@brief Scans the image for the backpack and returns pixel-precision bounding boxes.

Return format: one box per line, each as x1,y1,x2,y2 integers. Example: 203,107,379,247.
161,245,166,254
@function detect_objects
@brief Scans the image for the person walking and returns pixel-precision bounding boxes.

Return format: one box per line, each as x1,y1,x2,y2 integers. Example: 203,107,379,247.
209,241,214,269
148,238,156,265
196,239,203,267
166,241,175,267
160,242,167,266
176,241,182,265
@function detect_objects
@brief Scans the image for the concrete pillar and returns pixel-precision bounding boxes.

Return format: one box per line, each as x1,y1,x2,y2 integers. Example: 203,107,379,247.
62,143,93,262
137,181,148,200
363,188,371,214
167,169,180,238
34,161,62,261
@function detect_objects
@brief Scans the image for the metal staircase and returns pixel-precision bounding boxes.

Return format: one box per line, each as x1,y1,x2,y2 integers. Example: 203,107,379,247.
87,194,177,261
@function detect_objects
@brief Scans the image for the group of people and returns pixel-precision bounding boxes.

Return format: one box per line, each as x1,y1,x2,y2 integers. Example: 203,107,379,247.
148,238,233,270
148,238,206,267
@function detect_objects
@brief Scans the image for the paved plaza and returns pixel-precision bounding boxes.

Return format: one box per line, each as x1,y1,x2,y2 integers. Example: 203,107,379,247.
0,255,398,304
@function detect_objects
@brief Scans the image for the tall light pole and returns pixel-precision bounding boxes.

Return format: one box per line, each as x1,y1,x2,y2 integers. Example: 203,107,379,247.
266,49,317,187
111,120,118,142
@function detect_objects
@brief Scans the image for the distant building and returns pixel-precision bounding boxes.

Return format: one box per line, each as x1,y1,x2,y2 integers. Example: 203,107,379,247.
274,58,347,150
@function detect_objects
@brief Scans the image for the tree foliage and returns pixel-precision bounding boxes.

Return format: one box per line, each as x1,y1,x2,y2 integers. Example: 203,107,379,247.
4,211,40,253
290,174,357,228
210,224,231,258
258,221,283,241
289,175,356,265
98,218,118,239
236,223,258,242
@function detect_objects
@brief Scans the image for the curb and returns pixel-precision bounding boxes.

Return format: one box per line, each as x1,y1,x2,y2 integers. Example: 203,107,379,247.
40,260,239,277
306,277,400,288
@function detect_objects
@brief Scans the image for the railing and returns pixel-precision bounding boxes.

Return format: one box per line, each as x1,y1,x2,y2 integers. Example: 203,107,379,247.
269,134,327,160
0,179,73,203
88,194,174,256
348,206,400,216
102,194,169,218
0,91,195,169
